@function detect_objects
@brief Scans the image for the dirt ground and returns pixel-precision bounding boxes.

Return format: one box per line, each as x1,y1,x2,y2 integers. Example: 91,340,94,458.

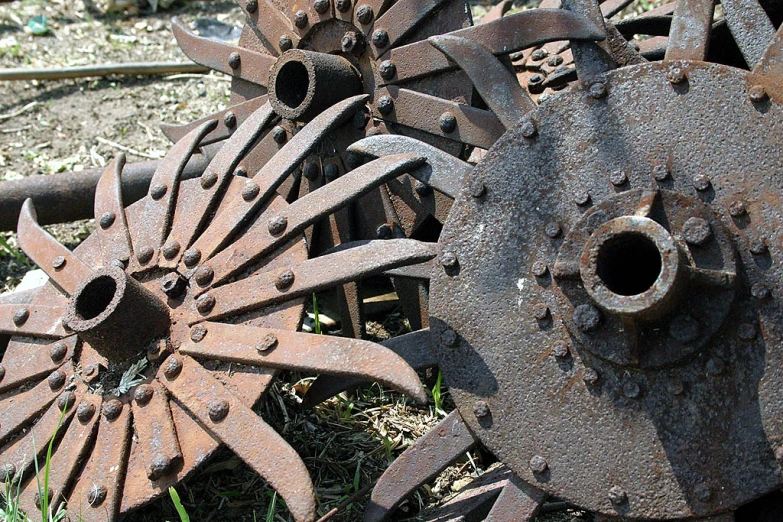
0,1,595,521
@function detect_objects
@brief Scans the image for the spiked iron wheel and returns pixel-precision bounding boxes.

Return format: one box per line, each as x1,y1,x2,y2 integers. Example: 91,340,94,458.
0,104,443,521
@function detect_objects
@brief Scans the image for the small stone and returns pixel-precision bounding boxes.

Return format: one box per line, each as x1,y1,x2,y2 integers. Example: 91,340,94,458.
275,269,296,290
473,400,489,418
682,217,712,245
529,455,548,473
573,304,601,332
208,399,230,422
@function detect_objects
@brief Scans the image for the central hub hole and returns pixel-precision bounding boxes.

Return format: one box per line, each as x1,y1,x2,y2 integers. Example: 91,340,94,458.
75,275,117,320
275,61,310,109
596,233,662,296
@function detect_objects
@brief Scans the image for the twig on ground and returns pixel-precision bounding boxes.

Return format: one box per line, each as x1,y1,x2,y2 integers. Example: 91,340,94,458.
316,483,374,522
0,101,39,121
96,136,161,160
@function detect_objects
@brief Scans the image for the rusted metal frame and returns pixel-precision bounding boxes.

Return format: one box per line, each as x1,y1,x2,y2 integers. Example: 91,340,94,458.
599,0,635,18
204,153,425,286
161,95,270,146
16,200,93,296
480,0,513,24
0,337,77,394
348,135,469,199
369,0,450,58
353,0,393,34
179,322,426,401
189,95,369,263
753,23,783,82
237,0,300,55
428,35,535,129
194,239,437,321
302,328,435,407
131,120,217,269
94,155,133,268
364,410,479,522
172,18,277,87
130,381,182,481
68,399,131,520
392,277,428,328
561,0,617,78
381,257,438,279
603,22,647,67
484,475,546,522
162,102,278,269
0,304,68,338
380,9,605,85
0,62,208,82
665,0,715,60
373,87,504,149
158,355,317,522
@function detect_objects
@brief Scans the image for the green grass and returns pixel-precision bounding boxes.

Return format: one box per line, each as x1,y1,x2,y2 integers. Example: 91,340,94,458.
168,488,190,522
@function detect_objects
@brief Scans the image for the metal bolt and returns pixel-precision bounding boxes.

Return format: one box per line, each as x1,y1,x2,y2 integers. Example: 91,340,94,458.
278,35,293,52
294,10,308,27
694,483,711,502
728,200,746,217
242,182,260,201
150,183,168,200
13,307,29,326
341,31,359,52
441,251,457,268
705,357,725,377
749,84,768,103
531,48,548,61
268,216,288,235
356,4,373,23
551,340,569,358
608,486,627,504
529,455,548,473
208,399,230,422
379,60,396,80
335,0,351,11
324,163,340,181
574,191,590,206
246,0,258,12
258,333,278,352
520,119,537,139
528,74,543,86
195,265,214,287
190,324,208,343
738,323,757,341
749,237,767,255
667,378,684,396
83,363,98,379
51,255,67,270
103,399,123,420
589,82,607,99
682,217,712,245
183,248,202,268
574,304,601,332
57,391,75,411
201,171,218,189
99,211,116,229
652,164,670,181
164,356,183,379
137,245,154,264
584,368,600,388
669,314,699,343
303,161,321,180
751,282,771,300
48,370,65,391
0,366,4,383
88,484,107,506
346,152,364,170
692,173,710,191
533,303,550,320
531,261,548,277
470,181,486,198
50,342,67,362
547,54,563,66
667,65,685,84
224,111,237,128
441,328,458,347
314,0,330,13
275,269,296,290
228,52,241,69
377,95,394,115
623,380,640,399
77,401,96,423
473,400,489,418
196,294,216,314
161,272,186,298
544,221,561,238
439,112,457,133
609,170,627,186
134,384,154,405
372,29,389,48
414,180,431,196
376,223,393,239
161,241,181,260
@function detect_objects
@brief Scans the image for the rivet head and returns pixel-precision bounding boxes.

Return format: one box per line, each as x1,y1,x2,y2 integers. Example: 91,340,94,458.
529,455,548,473
324,163,340,181
531,261,548,277
258,333,278,352
191,324,208,343
163,357,183,379
441,328,458,347
473,400,489,418
589,82,607,100
34,488,53,509
667,65,685,84
201,171,218,189
545,221,561,238
275,270,296,291
77,401,96,423
520,120,537,139
669,314,699,342
182,248,202,268
551,340,569,359
83,363,98,379
356,4,373,23
706,357,725,375
246,0,258,12
692,174,710,191
623,380,640,399
52,256,67,270
161,241,181,260
749,237,767,255
149,454,174,480
377,95,394,115
278,35,293,52
137,245,154,264
335,0,351,12
314,0,330,14
609,170,627,186
528,74,544,86
531,48,548,61
161,272,186,298
608,485,627,504
303,161,321,180
738,323,757,341
88,484,107,506
228,52,241,69
694,483,711,502
583,368,600,385
196,294,216,314
439,112,457,133
13,307,29,326
103,399,123,420
652,164,670,181
48,370,66,391
0,463,16,482
99,211,116,229
574,191,591,206
371,29,389,48
57,391,75,411
533,303,550,320
242,182,260,201
224,111,237,128
749,84,768,103
440,251,457,268
667,378,684,396
548,54,563,66
208,399,230,422
194,265,215,287
134,384,154,405
470,181,486,198
268,216,288,235
0,366,5,382
49,342,68,362
728,200,746,217
751,282,771,300
294,10,308,28
150,183,168,200
379,60,396,80
682,217,712,245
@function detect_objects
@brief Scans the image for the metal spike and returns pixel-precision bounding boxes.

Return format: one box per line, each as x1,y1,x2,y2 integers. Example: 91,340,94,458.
94,154,133,267
665,0,715,61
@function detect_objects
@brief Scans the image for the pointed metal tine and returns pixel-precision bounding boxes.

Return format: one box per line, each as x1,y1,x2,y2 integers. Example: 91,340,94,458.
0,336,77,394
94,154,133,267
664,0,715,61
130,381,183,481
367,0,451,57
712,0,773,68
484,475,546,522
0,303,68,338
160,95,270,145
235,0,300,55
753,22,783,81
561,0,617,78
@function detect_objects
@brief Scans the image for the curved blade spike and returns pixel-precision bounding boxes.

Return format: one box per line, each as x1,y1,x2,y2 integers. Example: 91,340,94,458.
130,381,182,481
0,363,72,446
368,0,450,57
302,328,436,407
160,95,270,146
94,154,133,267
179,322,427,403
17,199,93,296
159,355,317,522
236,0,300,55
172,18,277,87
0,336,77,394
561,0,617,78
190,95,370,262
484,476,546,522
385,9,605,84
130,119,218,268
364,410,478,522
428,35,535,129
753,23,783,81
373,87,504,149
664,0,715,61
480,0,513,24
192,239,437,322
163,102,277,268
68,397,132,521
204,153,425,285
0,303,68,338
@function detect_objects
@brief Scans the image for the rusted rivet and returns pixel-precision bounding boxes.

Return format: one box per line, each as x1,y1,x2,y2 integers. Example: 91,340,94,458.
278,34,293,51
208,399,230,422
258,333,278,352
377,95,394,115
552,340,569,359
694,483,711,502
246,0,258,12
150,183,168,200
99,211,116,229
161,241,181,260
0,365,5,382
531,261,548,277
441,328,458,347
34,488,53,509
88,484,107,506
547,54,563,66
574,191,590,206
652,164,670,181
749,237,767,255
242,182,260,201
200,171,218,189
751,282,771,300
706,357,725,375
228,52,241,69
341,32,358,54
190,324,208,343
371,29,388,48
164,356,183,379
669,314,699,343
195,265,214,287
531,48,548,61
533,303,550,320
440,251,457,268
336,0,351,12
196,294,216,314
376,223,393,239
545,221,561,238
439,112,457,133
379,60,396,80
356,4,373,23
528,74,544,87
294,10,308,27
161,272,186,298
529,455,548,473
520,120,537,139
137,245,154,264
134,384,154,405
667,378,684,396
574,304,601,332
589,82,607,99
323,163,340,181
275,269,296,291
470,181,486,198
50,342,67,362
0,463,16,482
103,399,123,420
692,174,710,191
48,370,66,391
608,486,627,504
224,111,237,129
414,180,431,196
314,0,330,13
77,401,96,423
473,400,489,418
749,84,768,103
57,390,75,411
682,217,711,245
268,216,288,235
13,307,29,326
623,380,640,399
728,200,746,217
303,161,321,181
183,248,202,268
738,323,757,341
52,255,67,270
149,454,174,480
84,363,98,378
609,170,627,186
667,65,685,84
583,367,600,385
235,165,248,176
